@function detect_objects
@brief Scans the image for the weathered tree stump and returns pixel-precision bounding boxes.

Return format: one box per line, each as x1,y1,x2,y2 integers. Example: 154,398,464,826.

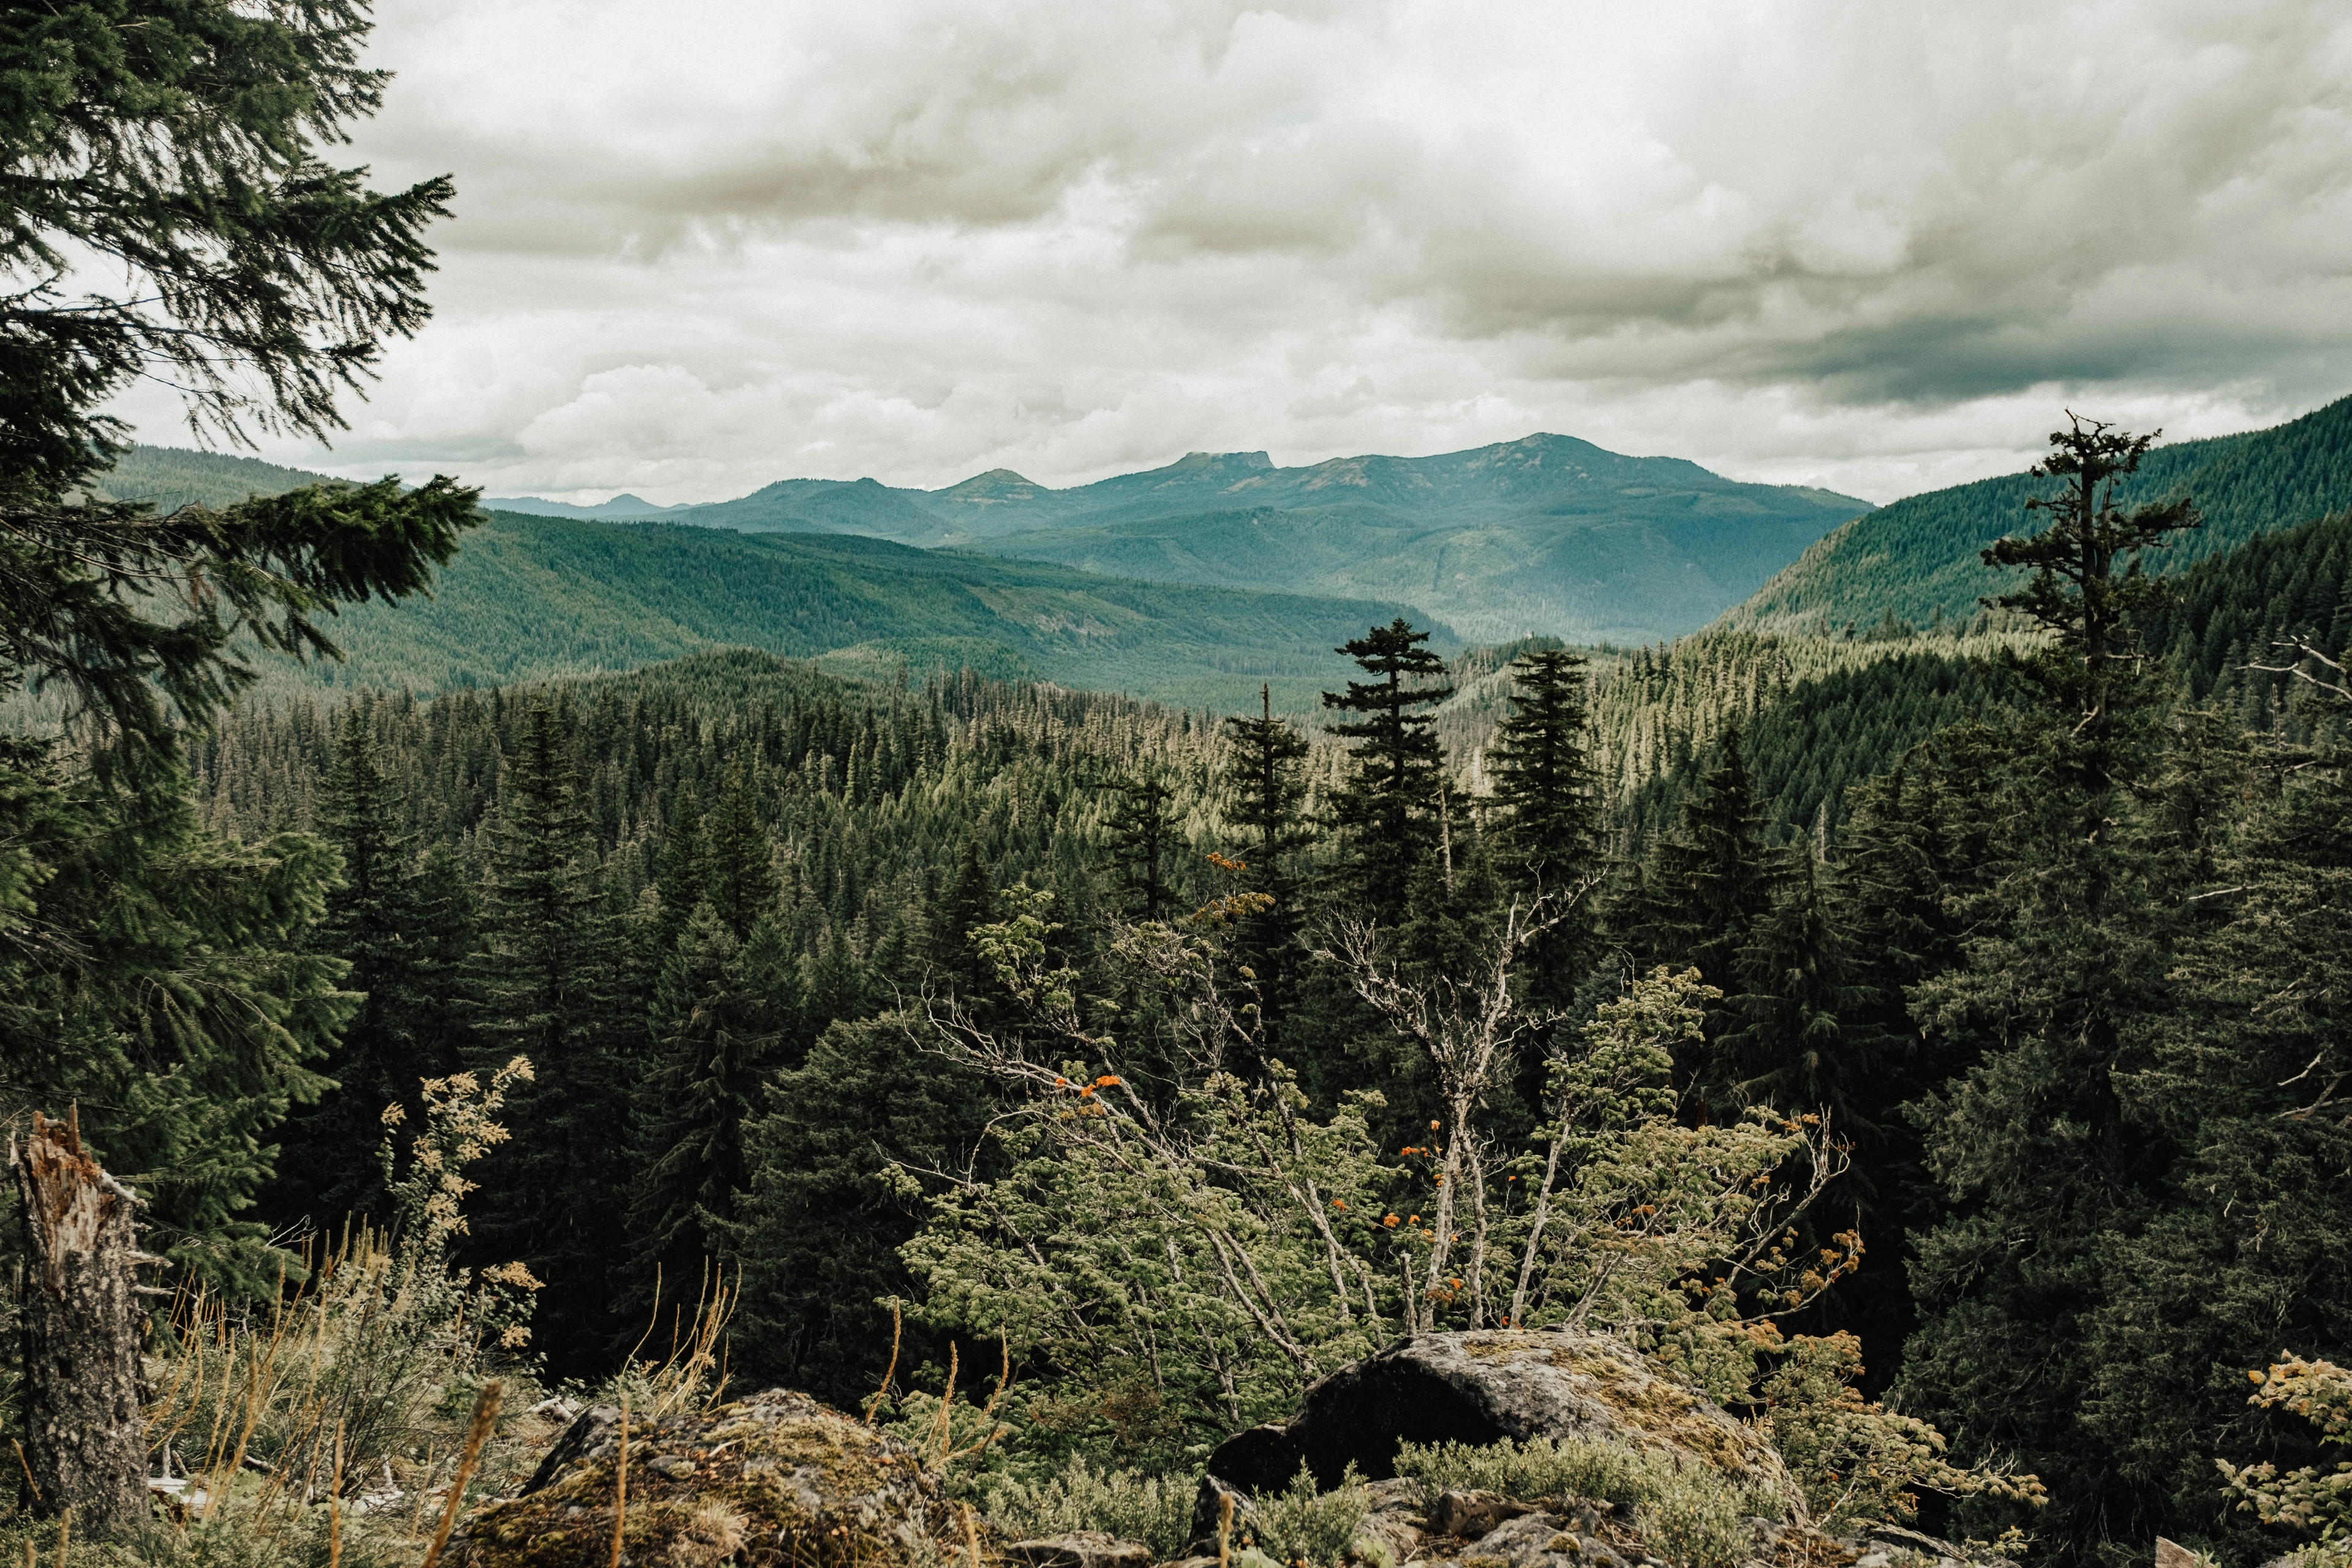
10,1109,148,1531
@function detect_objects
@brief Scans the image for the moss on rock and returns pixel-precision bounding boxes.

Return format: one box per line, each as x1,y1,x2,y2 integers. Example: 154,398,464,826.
441,1389,981,1568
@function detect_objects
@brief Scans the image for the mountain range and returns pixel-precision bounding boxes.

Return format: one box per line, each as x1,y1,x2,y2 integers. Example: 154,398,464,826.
85,392,2352,717
489,437,1869,645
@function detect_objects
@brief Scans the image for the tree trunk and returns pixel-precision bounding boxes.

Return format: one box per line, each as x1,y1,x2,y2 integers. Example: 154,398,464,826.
11,1109,148,1531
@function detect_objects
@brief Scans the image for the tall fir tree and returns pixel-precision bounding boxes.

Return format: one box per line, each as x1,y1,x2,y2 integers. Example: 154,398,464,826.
1102,767,1183,921
1221,684,1316,1038
1322,618,1453,924
699,766,779,937
464,703,630,1374
623,907,799,1326
1488,647,1604,1006
1898,418,2207,1556
268,705,462,1227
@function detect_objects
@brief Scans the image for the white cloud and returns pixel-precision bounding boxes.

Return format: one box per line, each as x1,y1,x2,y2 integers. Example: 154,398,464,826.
115,0,2352,505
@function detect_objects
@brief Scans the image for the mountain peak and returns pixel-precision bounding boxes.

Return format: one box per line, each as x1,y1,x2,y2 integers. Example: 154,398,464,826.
1168,450,1273,472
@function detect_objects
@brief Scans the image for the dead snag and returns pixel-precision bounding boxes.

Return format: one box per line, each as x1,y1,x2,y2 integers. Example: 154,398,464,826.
10,1109,149,1531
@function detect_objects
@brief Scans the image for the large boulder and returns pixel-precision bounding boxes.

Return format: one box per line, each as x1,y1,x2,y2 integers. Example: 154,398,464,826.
1206,1330,1789,1499
440,1388,965,1568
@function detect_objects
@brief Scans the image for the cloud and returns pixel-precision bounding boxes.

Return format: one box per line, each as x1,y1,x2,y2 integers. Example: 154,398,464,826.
116,0,2352,505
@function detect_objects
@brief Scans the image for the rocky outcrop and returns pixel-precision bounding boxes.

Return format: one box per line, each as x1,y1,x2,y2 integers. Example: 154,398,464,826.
440,1388,968,1568
1005,1533,1157,1568
1205,1330,1789,1500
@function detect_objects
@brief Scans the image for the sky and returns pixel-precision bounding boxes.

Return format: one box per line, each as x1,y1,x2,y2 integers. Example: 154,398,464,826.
113,0,2352,506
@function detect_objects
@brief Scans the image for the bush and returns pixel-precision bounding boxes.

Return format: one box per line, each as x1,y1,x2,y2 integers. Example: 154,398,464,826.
1248,1464,1371,1568
984,1457,1200,1559
1394,1436,1776,1568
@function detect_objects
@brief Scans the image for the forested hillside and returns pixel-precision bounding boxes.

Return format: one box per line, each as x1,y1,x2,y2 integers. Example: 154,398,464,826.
1724,394,2352,632
73,450,1454,711
271,509,1452,712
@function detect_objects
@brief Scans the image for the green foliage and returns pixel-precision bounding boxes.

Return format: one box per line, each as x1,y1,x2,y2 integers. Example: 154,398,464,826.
1250,1463,1373,1568
982,1458,1200,1559
240,510,1453,715
1324,618,1454,921
0,737,352,1292
1393,1436,1773,1568
2218,1357,2352,1552
0,0,450,489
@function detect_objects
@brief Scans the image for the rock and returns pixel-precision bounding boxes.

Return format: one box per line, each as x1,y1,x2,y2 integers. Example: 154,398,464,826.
1430,1490,1537,1541
440,1387,964,1568
1355,1477,1426,1566
2155,1542,2207,1568
1205,1330,1791,1504
1405,1510,1637,1568
1004,1531,1156,1568
1186,1471,1264,1556
1841,1523,2007,1568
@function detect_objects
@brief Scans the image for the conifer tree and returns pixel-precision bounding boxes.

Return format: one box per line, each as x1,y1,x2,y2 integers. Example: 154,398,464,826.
464,703,628,1373
1102,767,1183,920
268,705,461,1226
1490,648,1603,1002
1899,418,2207,1554
624,907,797,1325
1322,618,1453,923
924,837,999,1006
652,791,706,953
1635,731,1779,990
1221,684,1316,1033
699,766,778,937
727,1015,992,1408
1719,854,1865,1125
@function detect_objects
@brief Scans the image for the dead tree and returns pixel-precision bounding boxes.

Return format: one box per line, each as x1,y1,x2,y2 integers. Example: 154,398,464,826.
11,1109,150,1531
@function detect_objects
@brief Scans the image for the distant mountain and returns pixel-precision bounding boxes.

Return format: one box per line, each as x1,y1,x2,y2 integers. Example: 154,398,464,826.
1719,394,2352,633
481,492,679,521
663,434,1871,644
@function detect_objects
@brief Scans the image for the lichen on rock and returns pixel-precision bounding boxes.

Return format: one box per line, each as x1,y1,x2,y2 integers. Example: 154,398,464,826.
440,1388,978,1568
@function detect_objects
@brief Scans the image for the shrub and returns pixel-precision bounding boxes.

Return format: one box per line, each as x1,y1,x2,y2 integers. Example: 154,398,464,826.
2218,1355,2352,1552
983,1457,1199,1559
1395,1436,1775,1568
1248,1464,1371,1568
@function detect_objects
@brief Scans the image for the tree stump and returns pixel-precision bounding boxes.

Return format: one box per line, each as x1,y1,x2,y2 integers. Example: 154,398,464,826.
10,1109,148,1531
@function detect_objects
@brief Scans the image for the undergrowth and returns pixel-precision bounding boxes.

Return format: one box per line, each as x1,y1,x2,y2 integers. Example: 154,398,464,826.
1395,1435,1780,1568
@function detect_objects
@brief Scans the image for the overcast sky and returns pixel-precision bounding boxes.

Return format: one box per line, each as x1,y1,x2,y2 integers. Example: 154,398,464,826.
116,0,2352,505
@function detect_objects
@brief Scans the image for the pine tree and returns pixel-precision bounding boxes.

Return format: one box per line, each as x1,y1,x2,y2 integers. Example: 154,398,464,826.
464,703,628,1374
1489,648,1603,1003
1719,854,1865,1124
1102,767,1182,920
624,907,797,1325
1322,618,1453,923
268,705,461,1227
652,791,706,953
1899,417,2207,1555
923,837,999,1008
1221,684,1316,1035
1635,731,1778,990
700,766,779,937
0,739,352,1293
726,1016,992,1408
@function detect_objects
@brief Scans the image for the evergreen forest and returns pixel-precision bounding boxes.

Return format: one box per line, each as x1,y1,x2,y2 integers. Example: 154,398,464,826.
7,6,2352,1568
